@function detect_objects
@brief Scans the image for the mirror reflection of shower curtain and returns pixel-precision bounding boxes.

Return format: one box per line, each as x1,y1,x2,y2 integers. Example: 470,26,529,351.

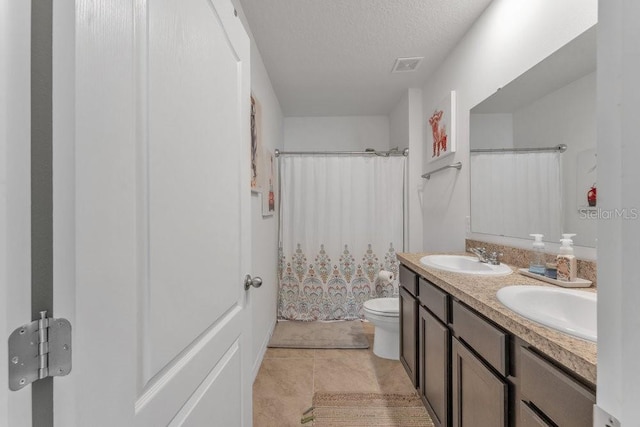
470,152,563,240
278,155,405,321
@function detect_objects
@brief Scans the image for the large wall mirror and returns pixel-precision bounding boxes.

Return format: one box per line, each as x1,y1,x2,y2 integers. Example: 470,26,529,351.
469,25,597,248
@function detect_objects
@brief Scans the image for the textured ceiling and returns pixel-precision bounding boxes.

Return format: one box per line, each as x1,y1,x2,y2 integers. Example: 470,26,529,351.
239,0,494,116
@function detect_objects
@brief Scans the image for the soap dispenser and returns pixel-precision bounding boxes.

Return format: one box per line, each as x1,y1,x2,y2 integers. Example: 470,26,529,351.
557,234,577,282
529,234,546,275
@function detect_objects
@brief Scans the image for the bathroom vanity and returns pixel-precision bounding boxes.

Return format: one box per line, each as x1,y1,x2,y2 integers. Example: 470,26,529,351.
398,253,596,427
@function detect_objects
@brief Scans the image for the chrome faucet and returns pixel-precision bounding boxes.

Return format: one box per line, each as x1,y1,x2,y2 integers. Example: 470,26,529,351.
486,251,503,265
470,247,489,263
470,247,503,265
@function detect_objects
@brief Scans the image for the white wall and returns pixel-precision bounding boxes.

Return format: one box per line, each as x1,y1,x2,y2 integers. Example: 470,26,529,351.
513,72,596,247
470,113,514,150
419,0,597,252
390,90,424,253
390,93,410,251
597,0,640,424
248,47,283,382
390,93,409,150
406,89,424,253
233,0,284,382
284,116,389,151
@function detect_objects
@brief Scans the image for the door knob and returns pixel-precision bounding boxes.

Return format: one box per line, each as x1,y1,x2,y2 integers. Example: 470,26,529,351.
244,274,263,290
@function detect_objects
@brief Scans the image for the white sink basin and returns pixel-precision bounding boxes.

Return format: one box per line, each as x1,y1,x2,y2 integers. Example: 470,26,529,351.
497,285,597,342
420,255,513,276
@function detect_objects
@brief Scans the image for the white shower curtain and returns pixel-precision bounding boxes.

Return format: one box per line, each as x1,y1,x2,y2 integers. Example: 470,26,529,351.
470,152,563,239
278,155,405,321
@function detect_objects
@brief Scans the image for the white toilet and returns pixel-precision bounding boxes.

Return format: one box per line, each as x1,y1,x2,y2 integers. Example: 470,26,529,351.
363,297,400,360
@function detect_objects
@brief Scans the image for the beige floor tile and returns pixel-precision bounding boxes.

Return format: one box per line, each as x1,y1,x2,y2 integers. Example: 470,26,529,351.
263,347,315,359
313,348,371,360
253,358,314,427
254,319,417,426
253,396,312,427
313,354,380,393
370,355,417,393
254,358,314,399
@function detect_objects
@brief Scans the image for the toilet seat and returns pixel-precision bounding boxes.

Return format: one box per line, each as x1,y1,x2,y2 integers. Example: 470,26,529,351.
363,297,399,317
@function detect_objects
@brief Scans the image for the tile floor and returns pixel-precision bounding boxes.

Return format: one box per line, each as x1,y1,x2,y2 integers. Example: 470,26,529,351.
252,321,417,427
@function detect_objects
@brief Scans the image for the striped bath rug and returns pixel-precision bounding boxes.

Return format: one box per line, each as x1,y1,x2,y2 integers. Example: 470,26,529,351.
303,392,434,426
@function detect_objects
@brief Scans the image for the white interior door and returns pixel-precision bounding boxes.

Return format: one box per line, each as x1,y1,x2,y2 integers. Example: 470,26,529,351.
1,1,33,426
53,0,252,425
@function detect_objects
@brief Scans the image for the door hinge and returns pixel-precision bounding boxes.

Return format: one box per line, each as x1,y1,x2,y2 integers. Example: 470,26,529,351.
8,311,72,391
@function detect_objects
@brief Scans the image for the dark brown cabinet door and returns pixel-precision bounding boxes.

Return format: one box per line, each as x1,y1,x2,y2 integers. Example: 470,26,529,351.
452,337,507,427
419,306,449,427
519,401,553,427
400,286,418,386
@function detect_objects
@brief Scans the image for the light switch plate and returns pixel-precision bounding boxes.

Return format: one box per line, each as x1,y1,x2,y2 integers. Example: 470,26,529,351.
594,405,621,427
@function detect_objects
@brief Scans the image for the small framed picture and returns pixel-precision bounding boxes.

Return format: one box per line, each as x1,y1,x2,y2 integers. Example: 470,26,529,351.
250,93,277,216
250,94,261,193
261,149,277,217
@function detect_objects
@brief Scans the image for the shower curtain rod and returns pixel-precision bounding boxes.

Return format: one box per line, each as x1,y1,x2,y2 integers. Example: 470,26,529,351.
470,144,567,154
274,148,409,157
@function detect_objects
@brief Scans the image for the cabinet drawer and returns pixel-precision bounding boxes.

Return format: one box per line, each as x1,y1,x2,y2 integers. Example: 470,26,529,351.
520,346,595,427
399,264,418,297
451,300,507,376
418,277,448,323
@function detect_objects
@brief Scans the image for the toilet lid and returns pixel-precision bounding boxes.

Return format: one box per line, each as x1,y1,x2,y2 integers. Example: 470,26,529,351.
363,297,399,315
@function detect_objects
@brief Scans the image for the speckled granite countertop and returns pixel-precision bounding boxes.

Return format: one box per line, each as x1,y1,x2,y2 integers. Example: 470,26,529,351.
397,252,597,385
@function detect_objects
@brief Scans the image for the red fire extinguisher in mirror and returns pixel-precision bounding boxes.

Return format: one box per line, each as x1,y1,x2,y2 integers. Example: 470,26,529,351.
587,185,597,207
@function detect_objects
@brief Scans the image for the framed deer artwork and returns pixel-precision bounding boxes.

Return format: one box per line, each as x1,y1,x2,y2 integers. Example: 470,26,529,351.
427,90,456,163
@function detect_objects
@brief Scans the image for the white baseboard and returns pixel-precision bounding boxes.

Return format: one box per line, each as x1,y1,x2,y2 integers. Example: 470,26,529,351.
252,320,276,383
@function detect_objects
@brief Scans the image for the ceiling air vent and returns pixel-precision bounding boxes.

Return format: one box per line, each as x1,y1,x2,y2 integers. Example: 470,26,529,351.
392,57,424,73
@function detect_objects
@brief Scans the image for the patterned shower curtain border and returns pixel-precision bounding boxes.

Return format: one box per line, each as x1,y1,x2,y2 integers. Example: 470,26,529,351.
278,243,399,321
